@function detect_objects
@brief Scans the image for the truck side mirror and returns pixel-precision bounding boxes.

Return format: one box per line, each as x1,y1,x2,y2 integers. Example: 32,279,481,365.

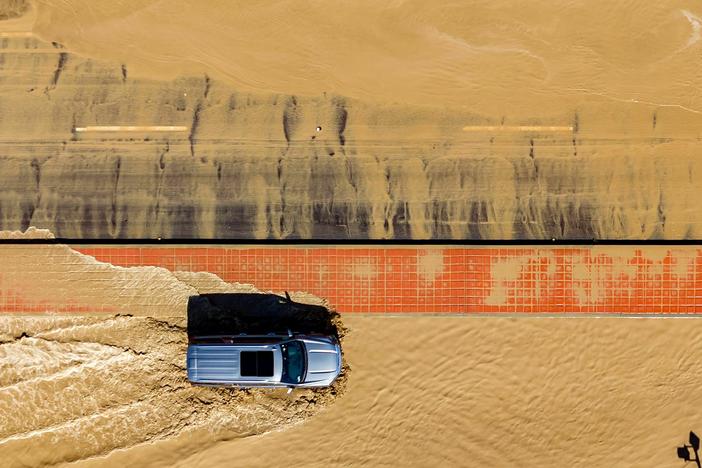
285,291,292,302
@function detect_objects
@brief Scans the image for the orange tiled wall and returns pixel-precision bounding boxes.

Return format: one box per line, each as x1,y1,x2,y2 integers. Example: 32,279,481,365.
67,246,702,314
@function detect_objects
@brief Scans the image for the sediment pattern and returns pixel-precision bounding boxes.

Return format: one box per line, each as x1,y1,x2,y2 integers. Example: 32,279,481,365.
1,36,701,239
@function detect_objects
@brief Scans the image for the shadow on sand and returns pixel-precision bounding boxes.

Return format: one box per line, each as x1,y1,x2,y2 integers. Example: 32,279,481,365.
187,292,342,339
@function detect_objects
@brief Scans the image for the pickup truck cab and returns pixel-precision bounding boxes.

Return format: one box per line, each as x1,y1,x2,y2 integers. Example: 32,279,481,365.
186,333,342,389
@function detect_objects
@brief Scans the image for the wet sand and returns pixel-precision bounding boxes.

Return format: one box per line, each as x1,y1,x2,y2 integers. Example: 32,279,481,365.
0,2,699,238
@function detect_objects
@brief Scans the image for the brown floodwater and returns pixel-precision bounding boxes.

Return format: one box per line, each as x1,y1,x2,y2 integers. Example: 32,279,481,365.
0,238,700,467
0,1,699,238
0,237,348,467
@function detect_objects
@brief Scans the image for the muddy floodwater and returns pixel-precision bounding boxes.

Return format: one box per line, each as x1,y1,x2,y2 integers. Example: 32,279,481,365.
0,238,348,467
5,314,702,468
1,0,702,466
0,1,700,239
1,240,702,467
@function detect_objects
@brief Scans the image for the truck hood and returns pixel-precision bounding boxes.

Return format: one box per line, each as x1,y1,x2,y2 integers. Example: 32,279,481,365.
302,338,342,386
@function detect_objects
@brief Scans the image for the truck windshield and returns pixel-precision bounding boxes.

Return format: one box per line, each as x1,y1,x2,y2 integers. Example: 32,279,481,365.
281,341,306,384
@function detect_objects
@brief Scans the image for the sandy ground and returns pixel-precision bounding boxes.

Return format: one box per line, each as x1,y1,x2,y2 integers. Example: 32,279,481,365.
0,238,701,467
0,2,699,238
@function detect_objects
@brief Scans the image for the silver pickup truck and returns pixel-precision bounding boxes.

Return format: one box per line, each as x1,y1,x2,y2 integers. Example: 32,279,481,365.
187,333,342,389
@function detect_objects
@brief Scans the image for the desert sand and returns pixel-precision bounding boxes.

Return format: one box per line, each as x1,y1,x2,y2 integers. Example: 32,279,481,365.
0,1,699,238
1,240,701,467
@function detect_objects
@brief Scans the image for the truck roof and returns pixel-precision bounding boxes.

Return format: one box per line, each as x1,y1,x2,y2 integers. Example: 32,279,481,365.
187,344,283,384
